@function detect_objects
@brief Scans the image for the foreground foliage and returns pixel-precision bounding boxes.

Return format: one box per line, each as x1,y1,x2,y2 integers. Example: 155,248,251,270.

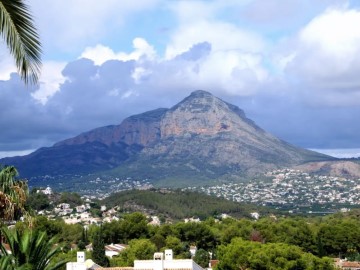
0,165,29,222
0,0,42,85
0,227,66,270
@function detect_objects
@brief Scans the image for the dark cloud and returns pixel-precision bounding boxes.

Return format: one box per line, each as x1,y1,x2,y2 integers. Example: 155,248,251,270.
234,88,360,149
0,74,61,151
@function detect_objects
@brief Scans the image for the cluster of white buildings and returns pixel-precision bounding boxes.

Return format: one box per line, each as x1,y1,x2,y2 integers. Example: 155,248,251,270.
185,169,360,212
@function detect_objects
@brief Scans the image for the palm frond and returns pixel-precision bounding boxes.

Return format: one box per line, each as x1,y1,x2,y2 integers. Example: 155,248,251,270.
1,228,68,269
0,0,42,85
0,165,29,221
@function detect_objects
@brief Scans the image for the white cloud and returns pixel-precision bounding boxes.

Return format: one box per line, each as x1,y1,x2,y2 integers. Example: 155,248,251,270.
80,38,156,65
299,8,360,57
296,8,360,85
187,50,268,95
166,20,265,59
31,61,67,104
0,149,35,159
161,1,269,97
165,1,267,59
277,7,360,106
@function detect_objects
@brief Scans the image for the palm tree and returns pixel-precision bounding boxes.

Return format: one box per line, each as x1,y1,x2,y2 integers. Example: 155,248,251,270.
0,227,67,270
0,165,29,222
0,0,42,85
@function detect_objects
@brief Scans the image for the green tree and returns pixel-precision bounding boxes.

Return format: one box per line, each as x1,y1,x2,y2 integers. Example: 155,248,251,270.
112,239,156,267
0,165,29,221
0,227,67,270
193,249,210,268
175,222,217,250
91,229,109,267
102,220,121,244
273,219,316,253
0,0,42,85
119,212,149,243
150,233,166,251
27,192,50,211
317,218,360,256
216,237,334,270
33,216,63,239
58,192,83,208
164,236,184,257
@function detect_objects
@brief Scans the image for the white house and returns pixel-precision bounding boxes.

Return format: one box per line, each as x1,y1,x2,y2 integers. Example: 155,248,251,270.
184,217,200,223
105,243,128,258
66,252,100,270
58,203,71,210
134,249,204,270
37,187,52,195
76,205,86,213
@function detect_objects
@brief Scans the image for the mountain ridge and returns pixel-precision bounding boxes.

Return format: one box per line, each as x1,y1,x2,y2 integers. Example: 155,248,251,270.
1,90,333,186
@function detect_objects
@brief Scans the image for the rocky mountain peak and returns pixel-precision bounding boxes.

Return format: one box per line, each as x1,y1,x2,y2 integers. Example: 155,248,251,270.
160,90,250,138
172,90,221,112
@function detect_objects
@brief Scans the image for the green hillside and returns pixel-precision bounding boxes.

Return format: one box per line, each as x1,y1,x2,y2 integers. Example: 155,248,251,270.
102,189,271,220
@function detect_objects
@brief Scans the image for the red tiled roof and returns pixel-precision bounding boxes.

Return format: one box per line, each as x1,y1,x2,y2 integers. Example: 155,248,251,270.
210,260,219,267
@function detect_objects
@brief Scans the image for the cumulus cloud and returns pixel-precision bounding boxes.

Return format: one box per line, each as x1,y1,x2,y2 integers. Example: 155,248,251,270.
280,7,360,106
80,38,156,65
31,61,67,104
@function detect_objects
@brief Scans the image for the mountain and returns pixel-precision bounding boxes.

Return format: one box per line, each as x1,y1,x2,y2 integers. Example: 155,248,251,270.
1,90,331,187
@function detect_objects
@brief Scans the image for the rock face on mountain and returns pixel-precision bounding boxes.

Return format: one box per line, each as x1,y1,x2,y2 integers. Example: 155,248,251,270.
1,90,331,185
55,108,167,147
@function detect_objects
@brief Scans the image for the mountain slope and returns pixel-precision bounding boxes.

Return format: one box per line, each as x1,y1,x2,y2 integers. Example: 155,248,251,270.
1,90,331,186
108,90,330,185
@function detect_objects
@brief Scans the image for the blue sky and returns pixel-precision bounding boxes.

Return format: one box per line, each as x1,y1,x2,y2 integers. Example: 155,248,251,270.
0,0,360,158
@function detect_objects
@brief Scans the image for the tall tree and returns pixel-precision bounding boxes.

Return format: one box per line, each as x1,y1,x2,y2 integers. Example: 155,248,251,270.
0,227,67,270
0,165,29,222
0,0,42,85
193,249,210,268
92,229,109,267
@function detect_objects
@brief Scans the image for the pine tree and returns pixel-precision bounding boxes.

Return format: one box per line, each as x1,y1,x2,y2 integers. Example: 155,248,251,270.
91,229,109,267
81,227,89,245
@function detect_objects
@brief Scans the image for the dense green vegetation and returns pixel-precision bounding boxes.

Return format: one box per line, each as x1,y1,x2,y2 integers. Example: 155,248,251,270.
102,189,269,220
11,208,359,269
217,238,334,269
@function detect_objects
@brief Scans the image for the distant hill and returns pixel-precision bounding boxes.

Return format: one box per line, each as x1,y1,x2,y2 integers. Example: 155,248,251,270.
101,189,271,220
1,90,332,187
295,160,360,179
